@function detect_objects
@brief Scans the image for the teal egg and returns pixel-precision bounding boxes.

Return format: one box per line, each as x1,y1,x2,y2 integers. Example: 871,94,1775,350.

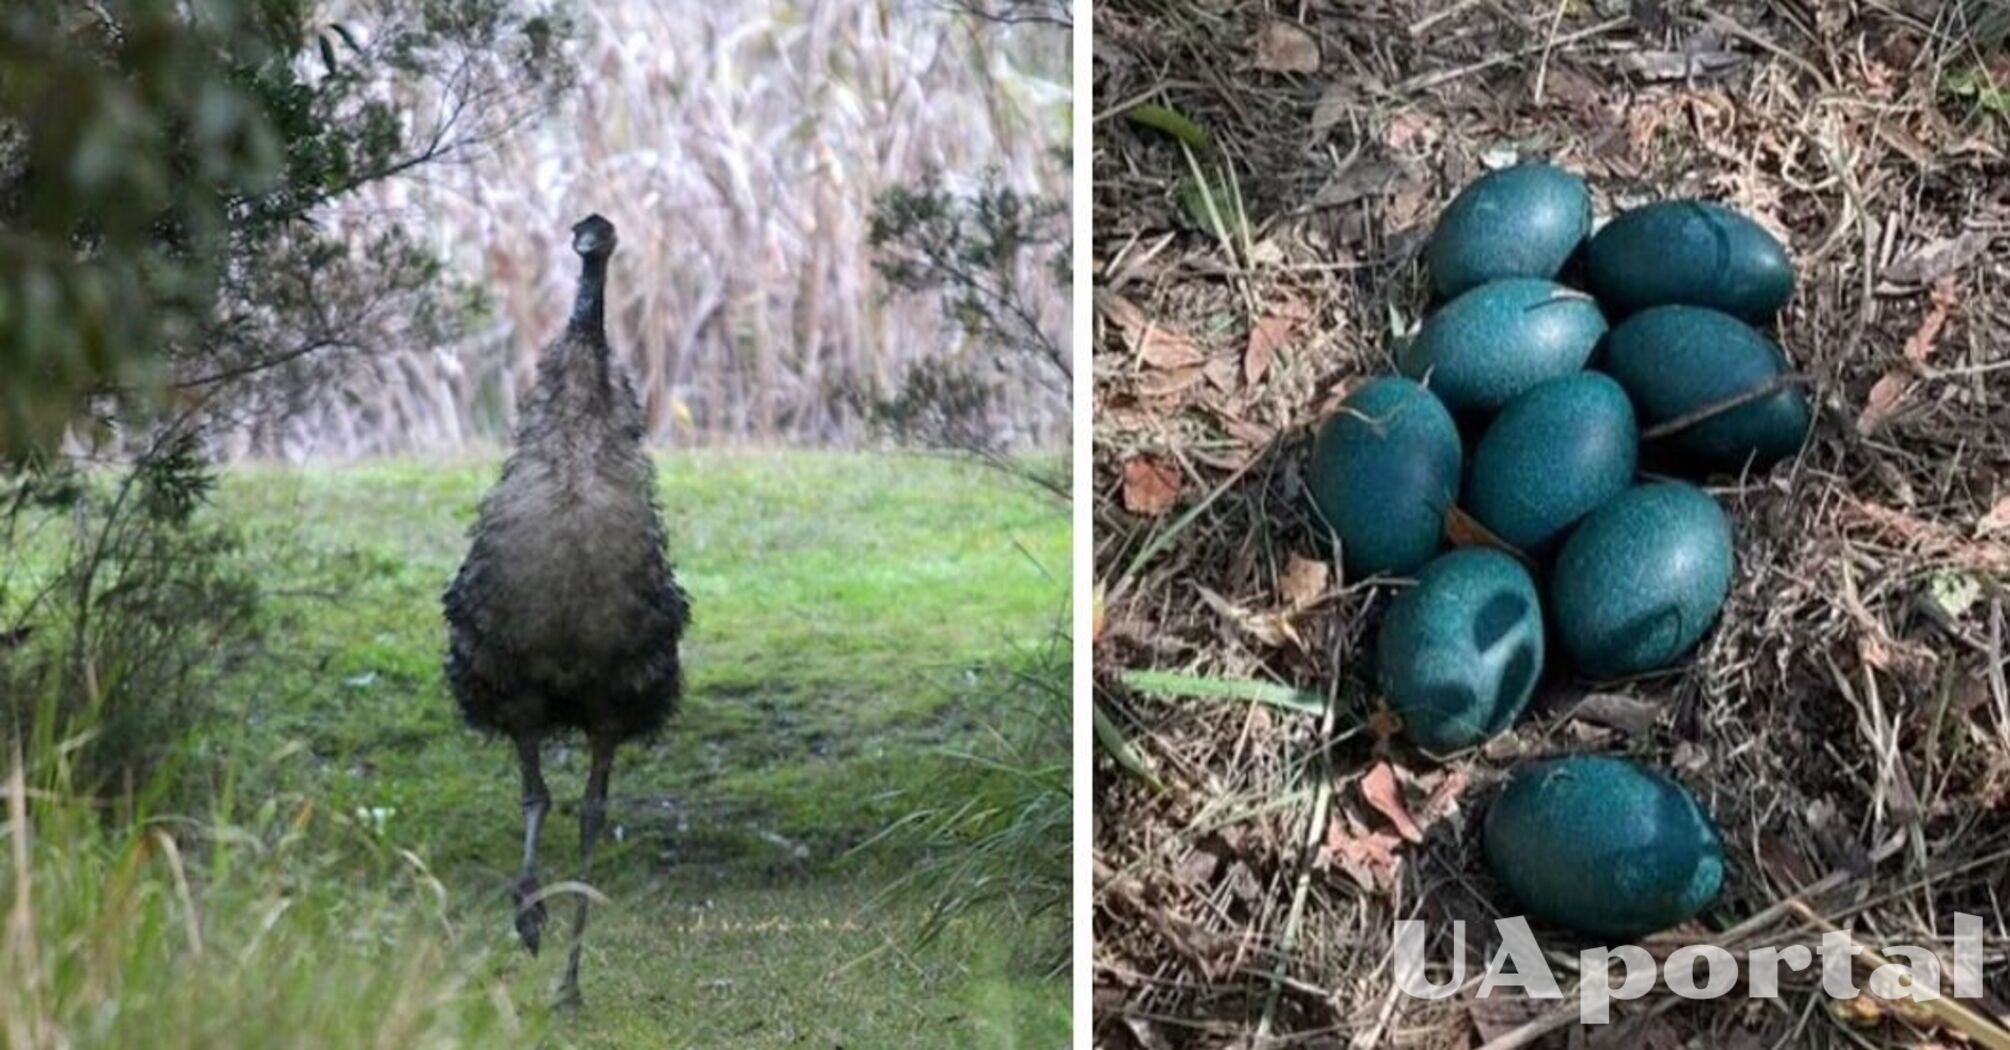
1377,548,1543,750
1308,378,1462,578
1551,483,1732,678
1605,306,1811,473
1467,373,1637,554
1427,165,1592,300
1484,755,1725,939
1586,200,1794,319
1398,279,1607,415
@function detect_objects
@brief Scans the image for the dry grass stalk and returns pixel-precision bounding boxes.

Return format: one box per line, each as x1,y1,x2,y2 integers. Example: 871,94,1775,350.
227,0,1069,459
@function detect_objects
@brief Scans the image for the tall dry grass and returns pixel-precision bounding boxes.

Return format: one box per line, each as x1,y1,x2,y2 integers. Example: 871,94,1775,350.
223,0,1069,459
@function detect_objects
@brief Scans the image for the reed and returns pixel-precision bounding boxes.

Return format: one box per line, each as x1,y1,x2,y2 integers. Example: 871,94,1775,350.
229,0,1069,459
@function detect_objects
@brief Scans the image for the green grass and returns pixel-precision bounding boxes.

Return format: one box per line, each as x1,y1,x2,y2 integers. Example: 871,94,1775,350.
12,452,1070,1050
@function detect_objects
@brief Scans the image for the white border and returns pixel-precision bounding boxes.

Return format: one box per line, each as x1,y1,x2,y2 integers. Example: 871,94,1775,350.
1070,0,1094,1042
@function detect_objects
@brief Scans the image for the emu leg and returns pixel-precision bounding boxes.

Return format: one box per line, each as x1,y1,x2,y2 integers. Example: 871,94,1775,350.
555,734,615,1008
514,737,551,955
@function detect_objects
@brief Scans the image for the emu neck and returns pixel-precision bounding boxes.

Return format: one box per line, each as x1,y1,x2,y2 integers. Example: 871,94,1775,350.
567,253,610,341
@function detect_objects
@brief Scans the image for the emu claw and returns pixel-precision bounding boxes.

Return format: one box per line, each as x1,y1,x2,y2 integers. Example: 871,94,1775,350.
513,876,547,955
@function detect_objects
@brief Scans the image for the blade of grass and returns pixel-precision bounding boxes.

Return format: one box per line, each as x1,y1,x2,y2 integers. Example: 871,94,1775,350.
1093,700,1162,790
1119,668,1327,717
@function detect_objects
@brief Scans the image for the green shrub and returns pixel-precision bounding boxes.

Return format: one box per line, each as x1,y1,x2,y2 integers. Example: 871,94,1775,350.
1,444,259,793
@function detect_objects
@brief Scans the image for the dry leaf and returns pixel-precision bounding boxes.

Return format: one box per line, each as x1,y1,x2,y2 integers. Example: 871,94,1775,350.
1195,585,1299,649
1203,353,1241,391
1445,505,1522,556
1098,290,1206,369
1135,365,1205,398
1279,554,1328,611
1324,813,1401,892
1121,456,1181,516
1361,762,1424,844
1466,986,1553,1042
1882,229,1992,287
1855,371,1911,435
1244,313,1295,385
1309,157,1411,209
1571,692,1662,737
1977,495,2010,537
1252,21,1319,74
1310,83,1351,134
1905,278,1958,363
1417,766,1470,830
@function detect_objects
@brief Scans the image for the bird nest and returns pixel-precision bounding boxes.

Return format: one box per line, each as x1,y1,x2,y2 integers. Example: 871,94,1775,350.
1090,1,2010,1047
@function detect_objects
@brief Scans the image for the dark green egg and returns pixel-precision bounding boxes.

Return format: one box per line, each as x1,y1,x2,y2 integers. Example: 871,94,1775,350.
1427,164,1592,300
1308,378,1462,578
1551,482,1732,678
1467,373,1637,554
1484,755,1725,939
1586,200,1794,319
1605,306,1811,473
1398,279,1606,415
1377,548,1543,751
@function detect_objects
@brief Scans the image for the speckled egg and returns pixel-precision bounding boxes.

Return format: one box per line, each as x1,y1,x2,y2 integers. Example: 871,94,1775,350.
1466,373,1637,554
1377,548,1544,751
1586,200,1794,320
1605,305,1811,474
1427,164,1593,300
1398,279,1607,415
1307,378,1462,579
1550,482,1733,678
1484,755,1726,939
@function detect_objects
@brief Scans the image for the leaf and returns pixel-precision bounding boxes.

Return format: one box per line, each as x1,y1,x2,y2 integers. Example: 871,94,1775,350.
1135,365,1205,398
1882,230,1992,287
1977,494,2010,536
1126,104,1210,150
1252,21,1320,74
1244,295,1309,385
1279,554,1328,611
1097,291,1206,369
1178,177,1244,237
1417,766,1470,830
1324,813,1401,892
1119,668,1328,716
1121,456,1181,516
1856,371,1911,434
1904,278,1958,362
1195,585,1299,648
1929,571,1983,618
1309,158,1410,209
1310,84,1352,135
1570,692,1662,736
1444,505,1523,557
1360,762,1424,844
1094,702,1161,790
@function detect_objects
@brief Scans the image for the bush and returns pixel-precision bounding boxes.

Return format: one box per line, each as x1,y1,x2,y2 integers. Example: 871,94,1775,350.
0,436,259,793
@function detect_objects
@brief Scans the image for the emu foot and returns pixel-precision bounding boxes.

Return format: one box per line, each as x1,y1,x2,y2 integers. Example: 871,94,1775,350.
553,981,583,1013
513,876,548,955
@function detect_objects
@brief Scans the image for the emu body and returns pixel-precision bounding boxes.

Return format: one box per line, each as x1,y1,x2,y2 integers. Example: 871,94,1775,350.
443,214,687,1007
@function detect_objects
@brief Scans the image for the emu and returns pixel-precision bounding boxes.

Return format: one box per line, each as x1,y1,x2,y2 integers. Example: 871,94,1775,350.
442,214,688,1008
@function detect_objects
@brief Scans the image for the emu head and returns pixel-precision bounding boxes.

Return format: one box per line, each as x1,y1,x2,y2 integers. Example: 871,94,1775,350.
572,214,617,259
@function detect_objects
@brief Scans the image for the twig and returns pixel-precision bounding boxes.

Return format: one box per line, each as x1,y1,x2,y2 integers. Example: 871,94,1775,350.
1640,374,1812,441
1396,17,1628,93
